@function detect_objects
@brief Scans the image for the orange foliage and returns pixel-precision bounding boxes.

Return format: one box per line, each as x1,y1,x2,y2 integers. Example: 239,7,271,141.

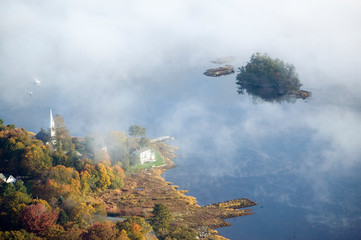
114,165,125,179
34,166,82,200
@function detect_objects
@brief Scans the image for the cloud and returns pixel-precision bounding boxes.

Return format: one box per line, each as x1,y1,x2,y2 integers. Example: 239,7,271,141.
1,0,360,101
304,106,361,171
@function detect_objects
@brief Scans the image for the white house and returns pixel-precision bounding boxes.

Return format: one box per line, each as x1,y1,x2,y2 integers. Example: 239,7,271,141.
0,173,6,182
6,175,16,183
133,148,156,164
0,173,17,183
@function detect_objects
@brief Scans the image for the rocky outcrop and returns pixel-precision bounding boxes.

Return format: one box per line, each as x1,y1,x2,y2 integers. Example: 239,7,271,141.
285,90,312,99
204,66,235,77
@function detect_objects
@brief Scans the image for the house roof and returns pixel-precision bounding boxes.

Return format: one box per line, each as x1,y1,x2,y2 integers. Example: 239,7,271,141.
132,147,151,155
0,173,6,181
0,173,16,183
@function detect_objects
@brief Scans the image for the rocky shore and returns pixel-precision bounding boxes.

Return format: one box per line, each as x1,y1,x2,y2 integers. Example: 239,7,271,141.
98,142,257,239
204,66,235,77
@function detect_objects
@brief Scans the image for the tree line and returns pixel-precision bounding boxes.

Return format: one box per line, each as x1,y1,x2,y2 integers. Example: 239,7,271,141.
0,118,196,239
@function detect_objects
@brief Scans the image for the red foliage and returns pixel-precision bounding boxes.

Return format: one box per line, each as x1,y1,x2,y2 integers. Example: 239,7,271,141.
20,203,59,233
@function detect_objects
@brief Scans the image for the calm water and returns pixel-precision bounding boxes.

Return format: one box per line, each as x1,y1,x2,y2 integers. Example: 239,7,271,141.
158,70,361,240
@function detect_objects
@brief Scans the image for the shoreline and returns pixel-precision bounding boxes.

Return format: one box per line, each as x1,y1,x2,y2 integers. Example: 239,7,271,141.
99,142,257,239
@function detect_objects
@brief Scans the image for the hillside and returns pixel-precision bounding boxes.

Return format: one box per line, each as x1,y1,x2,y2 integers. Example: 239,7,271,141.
0,119,256,240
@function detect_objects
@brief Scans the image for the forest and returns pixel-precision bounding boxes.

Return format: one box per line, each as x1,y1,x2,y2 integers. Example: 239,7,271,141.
0,118,188,240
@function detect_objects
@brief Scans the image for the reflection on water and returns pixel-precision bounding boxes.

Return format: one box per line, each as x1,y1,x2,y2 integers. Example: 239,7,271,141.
235,53,311,103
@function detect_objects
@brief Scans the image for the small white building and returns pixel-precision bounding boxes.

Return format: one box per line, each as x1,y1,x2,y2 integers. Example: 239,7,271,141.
133,148,156,164
0,173,6,182
0,173,17,183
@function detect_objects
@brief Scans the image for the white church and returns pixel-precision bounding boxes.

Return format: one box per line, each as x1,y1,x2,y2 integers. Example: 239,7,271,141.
49,109,56,146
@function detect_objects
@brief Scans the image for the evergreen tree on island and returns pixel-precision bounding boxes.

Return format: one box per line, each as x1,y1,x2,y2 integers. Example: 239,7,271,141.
128,125,146,137
236,53,308,102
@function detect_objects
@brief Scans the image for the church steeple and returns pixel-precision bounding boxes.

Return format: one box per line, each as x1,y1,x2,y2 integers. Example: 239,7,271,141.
49,109,56,146
50,109,55,137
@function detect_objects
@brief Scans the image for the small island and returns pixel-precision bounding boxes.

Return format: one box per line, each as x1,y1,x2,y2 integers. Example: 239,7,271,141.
236,53,311,102
204,66,235,77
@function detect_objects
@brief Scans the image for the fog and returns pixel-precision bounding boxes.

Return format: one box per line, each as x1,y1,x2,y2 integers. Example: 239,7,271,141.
1,0,361,238
1,0,360,129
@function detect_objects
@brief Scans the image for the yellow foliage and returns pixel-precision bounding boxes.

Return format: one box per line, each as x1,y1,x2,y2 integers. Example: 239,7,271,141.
96,163,111,190
48,165,80,184
80,170,91,194
119,229,131,240
31,199,51,209
69,203,96,228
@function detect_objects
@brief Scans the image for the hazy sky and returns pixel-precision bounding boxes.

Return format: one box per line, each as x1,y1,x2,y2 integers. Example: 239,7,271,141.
1,0,360,164
1,0,360,172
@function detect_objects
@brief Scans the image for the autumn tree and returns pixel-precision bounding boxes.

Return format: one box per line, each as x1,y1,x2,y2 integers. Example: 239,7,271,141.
0,229,38,240
95,163,111,190
60,228,87,240
80,170,92,194
20,203,59,233
0,180,32,230
21,144,52,176
41,224,65,239
117,217,152,240
0,126,51,176
81,164,99,191
52,151,71,167
80,162,124,192
81,221,122,240
109,165,125,189
119,229,131,240
68,202,96,229
32,165,81,201
46,165,80,185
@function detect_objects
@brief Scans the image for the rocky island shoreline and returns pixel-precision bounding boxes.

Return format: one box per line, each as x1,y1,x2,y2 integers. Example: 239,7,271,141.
203,66,235,77
98,142,257,240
